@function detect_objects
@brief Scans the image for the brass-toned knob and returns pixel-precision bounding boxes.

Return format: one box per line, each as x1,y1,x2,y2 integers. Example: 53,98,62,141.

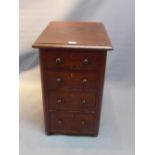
81,99,87,104
58,119,63,125
57,98,62,103
56,77,62,83
82,78,87,83
83,58,89,64
81,120,85,126
55,57,62,64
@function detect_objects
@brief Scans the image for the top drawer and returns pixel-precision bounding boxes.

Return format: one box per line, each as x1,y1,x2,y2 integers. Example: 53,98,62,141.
40,49,101,71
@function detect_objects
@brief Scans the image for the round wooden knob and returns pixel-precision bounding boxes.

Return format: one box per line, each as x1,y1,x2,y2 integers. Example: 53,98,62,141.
81,99,87,104
56,77,62,83
58,119,63,125
81,120,85,126
55,57,62,64
57,98,62,103
82,79,87,83
83,58,89,64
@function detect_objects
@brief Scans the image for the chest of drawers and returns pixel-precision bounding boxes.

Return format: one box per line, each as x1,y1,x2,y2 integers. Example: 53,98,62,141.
32,21,112,136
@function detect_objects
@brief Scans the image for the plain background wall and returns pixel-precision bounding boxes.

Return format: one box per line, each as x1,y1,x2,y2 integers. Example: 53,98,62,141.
19,0,135,155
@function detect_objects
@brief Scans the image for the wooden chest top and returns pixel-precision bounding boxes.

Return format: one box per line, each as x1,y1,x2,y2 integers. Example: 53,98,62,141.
32,21,112,50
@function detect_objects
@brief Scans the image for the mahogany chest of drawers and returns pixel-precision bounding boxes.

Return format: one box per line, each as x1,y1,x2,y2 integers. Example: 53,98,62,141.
32,21,112,136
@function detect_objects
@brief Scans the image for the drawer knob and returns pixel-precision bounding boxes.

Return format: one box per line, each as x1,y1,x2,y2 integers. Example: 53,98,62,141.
55,57,62,64
83,58,89,64
81,99,87,104
82,78,87,83
81,120,86,126
56,77,62,83
57,98,62,103
58,119,63,125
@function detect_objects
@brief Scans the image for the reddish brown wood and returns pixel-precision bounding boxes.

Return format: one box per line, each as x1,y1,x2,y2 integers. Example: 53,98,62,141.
41,49,102,71
45,71,98,91
49,111,95,135
47,91,96,111
32,21,113,50
32,21,112,136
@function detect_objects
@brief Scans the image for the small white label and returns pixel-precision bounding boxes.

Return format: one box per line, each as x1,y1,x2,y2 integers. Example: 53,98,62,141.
68,41,77,45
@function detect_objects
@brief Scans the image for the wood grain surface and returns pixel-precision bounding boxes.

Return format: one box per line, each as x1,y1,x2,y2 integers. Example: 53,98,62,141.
32,21,113,50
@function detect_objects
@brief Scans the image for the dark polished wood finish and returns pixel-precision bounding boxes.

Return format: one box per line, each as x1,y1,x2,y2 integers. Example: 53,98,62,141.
32,21,112,136
32,21,112,50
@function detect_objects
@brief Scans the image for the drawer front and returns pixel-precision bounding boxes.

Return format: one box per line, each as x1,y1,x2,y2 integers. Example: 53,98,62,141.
49,112,95,134
47,91,96,110
45,71,98,91
41,50,101,71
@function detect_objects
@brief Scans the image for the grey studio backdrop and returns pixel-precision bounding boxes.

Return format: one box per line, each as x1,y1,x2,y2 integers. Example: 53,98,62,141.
19,0,135,155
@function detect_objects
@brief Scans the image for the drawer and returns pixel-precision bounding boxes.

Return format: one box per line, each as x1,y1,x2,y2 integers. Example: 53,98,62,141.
49,112,95,134
45,71,98,91
47,91,96,110
41,50,101,71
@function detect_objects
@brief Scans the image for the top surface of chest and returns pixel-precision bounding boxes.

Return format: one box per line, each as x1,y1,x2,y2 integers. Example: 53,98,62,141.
32,21,112,50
